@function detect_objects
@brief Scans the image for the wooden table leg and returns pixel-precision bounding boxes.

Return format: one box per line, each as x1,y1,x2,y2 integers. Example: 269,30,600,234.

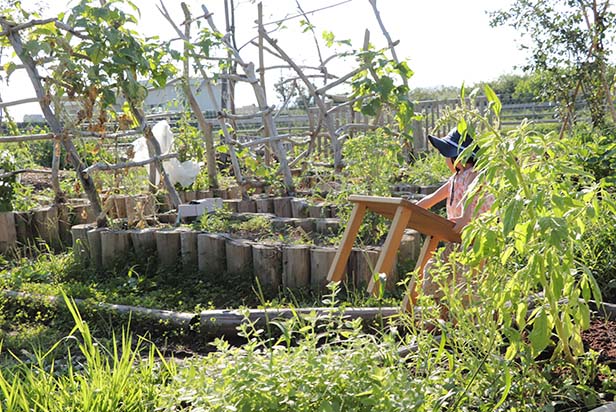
327,203,367,283
401,235,441,312
367,206,412,295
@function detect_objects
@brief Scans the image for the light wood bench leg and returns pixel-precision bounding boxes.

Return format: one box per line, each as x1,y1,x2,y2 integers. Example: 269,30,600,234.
402,235,441,312
327,203,367,283
367,206,412,295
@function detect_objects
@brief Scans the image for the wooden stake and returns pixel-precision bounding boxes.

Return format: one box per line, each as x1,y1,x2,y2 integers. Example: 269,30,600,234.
0,211,17,253
156,229,182,268
310,246,338,290
282,244,311,289
225,238,253,276
180,230,199,269
252,243,282,289
198,233,227,275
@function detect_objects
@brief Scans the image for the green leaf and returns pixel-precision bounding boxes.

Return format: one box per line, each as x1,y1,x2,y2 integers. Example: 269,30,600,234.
484,84,502,116
529,309,552,357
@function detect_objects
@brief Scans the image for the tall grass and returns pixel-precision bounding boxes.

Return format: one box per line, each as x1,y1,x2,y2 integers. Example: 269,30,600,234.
0,295,175,412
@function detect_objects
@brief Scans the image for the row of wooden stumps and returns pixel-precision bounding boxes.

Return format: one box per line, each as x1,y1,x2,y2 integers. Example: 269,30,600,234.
71,224,422,291
0,202,93,253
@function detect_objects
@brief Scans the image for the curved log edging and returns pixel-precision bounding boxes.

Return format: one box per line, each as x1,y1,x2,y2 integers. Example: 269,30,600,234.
1,289,400,338
72,222,423,292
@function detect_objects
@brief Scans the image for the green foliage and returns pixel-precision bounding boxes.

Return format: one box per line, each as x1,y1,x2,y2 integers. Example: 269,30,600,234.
400,150,450,186
0,294,174,412
0,150,17,212
490,0,616,127
442,86,614,363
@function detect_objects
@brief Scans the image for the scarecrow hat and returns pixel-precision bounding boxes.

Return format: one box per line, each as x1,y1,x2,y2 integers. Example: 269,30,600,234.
427,127,476,159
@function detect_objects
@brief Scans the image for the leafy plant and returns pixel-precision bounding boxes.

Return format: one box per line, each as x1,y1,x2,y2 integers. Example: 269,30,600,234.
440,85,614,364
0,150,17,211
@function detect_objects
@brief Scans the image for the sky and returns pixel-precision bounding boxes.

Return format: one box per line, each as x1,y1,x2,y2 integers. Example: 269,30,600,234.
1,0,526,121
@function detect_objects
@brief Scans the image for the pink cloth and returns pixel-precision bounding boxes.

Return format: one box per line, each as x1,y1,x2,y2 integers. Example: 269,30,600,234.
446,168,493,220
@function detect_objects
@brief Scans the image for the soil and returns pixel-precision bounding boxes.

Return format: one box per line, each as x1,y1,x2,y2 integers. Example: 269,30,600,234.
19,169,71,191
582,317,616,366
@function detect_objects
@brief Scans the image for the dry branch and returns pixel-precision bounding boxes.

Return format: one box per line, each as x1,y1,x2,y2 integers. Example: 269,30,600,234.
82,153,179,176
0,168,52,179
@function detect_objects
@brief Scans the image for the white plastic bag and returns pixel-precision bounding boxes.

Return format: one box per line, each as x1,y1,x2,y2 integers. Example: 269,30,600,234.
131,120,200,188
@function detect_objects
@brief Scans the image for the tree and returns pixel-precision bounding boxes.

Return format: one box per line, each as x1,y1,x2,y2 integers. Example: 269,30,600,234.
490,0,616,130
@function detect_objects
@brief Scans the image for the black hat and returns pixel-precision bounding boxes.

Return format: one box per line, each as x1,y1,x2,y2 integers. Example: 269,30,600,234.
427,127,475,159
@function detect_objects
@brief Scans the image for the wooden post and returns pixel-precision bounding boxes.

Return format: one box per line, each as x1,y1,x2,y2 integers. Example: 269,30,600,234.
255,197,274,214
315,218,340,236
33,205,62,250
156,229,182,268
180,230,199,269
252,243,282,289
70,223,95,264
311,246,338,290
291,198,308,218
86,227,107,270
237,199,256,213
129,228,156,257
0,211,17,253
273,197,293,217
14,211,33,246
101,230,131,270
282,244,311,289
225,238,253,276
349,248,380,287
198,233,227,275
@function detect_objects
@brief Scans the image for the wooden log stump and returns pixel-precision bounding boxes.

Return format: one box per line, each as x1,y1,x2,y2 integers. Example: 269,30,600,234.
180,230,199,269
101,230,131,270
237,199,256,213
350,248,380,287
293,218,316,234
103,195,118,219
225,238,253,276
398,229,422,271
291,198,309,218
198,233,227,275
310,246,338,290
223,199,240,213
156,229,182,268
184,191,196,203
212,188,228,199
126,195,156,226
255,197,274,214
57,204,72,246
71,223,95,264
14,211,33,245
308,203,328,218
70,203,95,225
197,190,213,199
271,217,294,234
113,195,128,218
315,218,340,236
227,185,242,199
33,205,62,250
129,228,156,257
0,211,17,253
282,245,310,289
252,243,282,289
86,227,107,270
273,197,293,218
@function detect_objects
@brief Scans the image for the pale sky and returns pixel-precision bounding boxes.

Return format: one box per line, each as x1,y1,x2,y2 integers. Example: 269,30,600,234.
2,0,526,121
